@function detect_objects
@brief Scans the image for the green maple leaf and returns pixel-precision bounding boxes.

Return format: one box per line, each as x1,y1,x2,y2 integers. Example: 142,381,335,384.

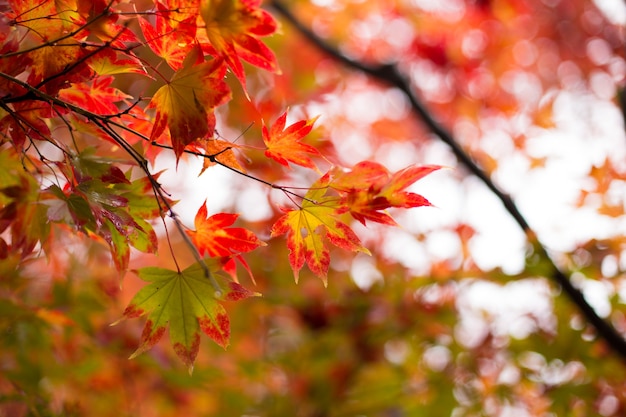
115,259,259,373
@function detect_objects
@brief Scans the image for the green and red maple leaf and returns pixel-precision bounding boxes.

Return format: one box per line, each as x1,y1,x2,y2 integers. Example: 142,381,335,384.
115,260,259,374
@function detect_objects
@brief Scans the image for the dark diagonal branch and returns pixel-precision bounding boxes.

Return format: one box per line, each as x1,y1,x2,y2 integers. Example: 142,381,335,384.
268,0,626,360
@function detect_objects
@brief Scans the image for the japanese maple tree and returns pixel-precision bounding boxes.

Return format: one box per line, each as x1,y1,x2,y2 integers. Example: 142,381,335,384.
2,0,626,416
0,0,437,372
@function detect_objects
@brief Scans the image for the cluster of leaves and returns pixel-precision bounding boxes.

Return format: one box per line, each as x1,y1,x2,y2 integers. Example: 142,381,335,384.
0,0,439,372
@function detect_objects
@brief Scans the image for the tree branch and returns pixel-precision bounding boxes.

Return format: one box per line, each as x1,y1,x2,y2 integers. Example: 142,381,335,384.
0,70,222,294
268,0,626,360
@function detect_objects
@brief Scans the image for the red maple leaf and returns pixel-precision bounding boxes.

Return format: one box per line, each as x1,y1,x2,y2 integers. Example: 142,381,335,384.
263,110,321,170
138,5,197,71
147,45,231,159
187,200,265,257
200,0,280,91
331,161,441,226
58,76,132,115
76,0,139,47
187,200,266,281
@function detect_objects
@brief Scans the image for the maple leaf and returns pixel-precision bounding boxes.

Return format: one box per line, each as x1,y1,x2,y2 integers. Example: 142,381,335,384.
0,101,52,149
75,0,139,47
115,260,259,373
187,201,265,257
330,162,440,226
0,152,50,258
0,33,30,97
187,201,265,281
48,151,162,273
88,49,148,76
271,173,370,284
197,138,245,174
147,45,231,159
263,110,322,170
58,76,132,115
200,0,280,90
8,0,90,93
158,0,201,28
138,10,196,71
7,0,71,41
28,43,90,93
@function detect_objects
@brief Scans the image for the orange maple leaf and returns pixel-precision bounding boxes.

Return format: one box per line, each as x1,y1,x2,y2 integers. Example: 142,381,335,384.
147,45,231,159
76,0,139,47
197,138,245,174
158,0,201,29
331,162,440,226
187,201,266,282
88,49,148,76
271,173,370,284
200,0,280,90
263,110,321,170
187,200,265,258
138,5,197,71
8,0,90,93
59,76,132,115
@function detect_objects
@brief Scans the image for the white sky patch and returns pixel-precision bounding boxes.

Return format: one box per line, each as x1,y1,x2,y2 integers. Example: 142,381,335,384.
350,254,383,290
409,0,465,21
578,277,613,318
236,184,274,222
331,125,374,165
593,0,626,25
152,153,235,226
311,0,337,8
456,279,555,342
376,141,420,171
381,228,430,274
500,70,543,106
382,18,415,51
515,91,626,251
344,89,386,124
463,179,527,274
381,88,411,121
425,229,462,261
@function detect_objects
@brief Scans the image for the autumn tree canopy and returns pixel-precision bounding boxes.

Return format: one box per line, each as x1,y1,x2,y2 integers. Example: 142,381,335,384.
1,0,625,415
